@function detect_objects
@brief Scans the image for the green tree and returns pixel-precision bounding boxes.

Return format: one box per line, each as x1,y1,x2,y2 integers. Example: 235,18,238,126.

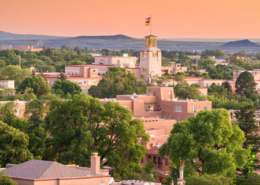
44,93,149,178
236,172,260,185
223,81,232,92
159,109,249,177
235,105,260,174
58,71,67,81
0,172,17,185
0,121,33,167
24,99,47,159
18,74,50,97
89,67,146,98
0,65,31,88
235,71,257,95
185,174,234,185
174,73,204,100
0,102,29,132
51,79,82,98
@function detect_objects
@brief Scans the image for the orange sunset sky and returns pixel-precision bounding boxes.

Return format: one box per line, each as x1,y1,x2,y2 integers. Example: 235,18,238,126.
1,0,260,38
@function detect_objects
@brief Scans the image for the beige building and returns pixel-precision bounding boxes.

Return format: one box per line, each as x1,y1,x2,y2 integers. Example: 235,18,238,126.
0,43,12,50
162,62,187,75
0,80,15,89
15,45,44,52
94,54,137,67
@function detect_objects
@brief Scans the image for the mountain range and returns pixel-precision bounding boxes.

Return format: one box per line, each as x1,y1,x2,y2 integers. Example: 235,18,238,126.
1,31,260,51
0,31,64,41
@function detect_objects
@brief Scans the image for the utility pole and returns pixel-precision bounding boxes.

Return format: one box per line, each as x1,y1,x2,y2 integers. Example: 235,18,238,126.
19,52,21,67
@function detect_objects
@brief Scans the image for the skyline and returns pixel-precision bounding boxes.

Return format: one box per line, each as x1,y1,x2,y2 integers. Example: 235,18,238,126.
1,0,260,38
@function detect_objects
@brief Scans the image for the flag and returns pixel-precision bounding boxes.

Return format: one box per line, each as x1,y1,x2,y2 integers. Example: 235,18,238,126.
145,17,150,26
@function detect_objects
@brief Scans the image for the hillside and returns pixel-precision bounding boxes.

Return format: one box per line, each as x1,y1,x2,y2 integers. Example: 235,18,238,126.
221,39,260,47
0,30,65,40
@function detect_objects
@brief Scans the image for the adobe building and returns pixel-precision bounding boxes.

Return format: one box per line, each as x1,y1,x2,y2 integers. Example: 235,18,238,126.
15,45,44,52
0,43,12,50
36,65,102,93
100,86,211,123
94,54,137,67
171,76,227,88
162,62,187,75
0,80,15,95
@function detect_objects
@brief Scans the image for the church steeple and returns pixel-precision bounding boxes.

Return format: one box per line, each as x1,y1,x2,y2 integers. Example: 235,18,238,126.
145,35,157,47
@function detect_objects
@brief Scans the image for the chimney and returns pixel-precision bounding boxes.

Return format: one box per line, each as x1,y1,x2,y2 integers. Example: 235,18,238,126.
177,168,185,185
91,152,100,175
170,179,174,185
6,164,17,168
179,168,183,179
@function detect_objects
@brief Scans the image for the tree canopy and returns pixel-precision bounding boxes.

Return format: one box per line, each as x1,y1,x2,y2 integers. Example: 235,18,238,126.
159,109,249,177
185,174,234,185
51,79,82,98
235,71,257,96
0,172,17,185
0,121,33,167
17,73,50,97
0,65,31,88
89,67,146,98
44,93,149,179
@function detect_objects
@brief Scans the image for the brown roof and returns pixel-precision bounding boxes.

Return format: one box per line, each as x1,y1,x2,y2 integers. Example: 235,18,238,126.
2,160,88,180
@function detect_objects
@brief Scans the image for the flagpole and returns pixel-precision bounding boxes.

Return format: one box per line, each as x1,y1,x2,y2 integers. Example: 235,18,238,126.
150,15,152,35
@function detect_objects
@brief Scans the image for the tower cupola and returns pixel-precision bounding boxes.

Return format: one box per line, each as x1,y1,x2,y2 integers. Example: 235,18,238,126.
145,35,157,47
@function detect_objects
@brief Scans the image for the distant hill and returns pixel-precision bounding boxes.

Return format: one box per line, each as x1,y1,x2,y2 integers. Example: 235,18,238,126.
222,39,260,47
73,34,134,40
0,30,65,41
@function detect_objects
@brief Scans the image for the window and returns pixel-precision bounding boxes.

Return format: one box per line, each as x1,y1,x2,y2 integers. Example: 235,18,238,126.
202,91,205,96
93,70,96,72
175,106,182,112
169,116,172,119
178,117,182,122
124,106,128,109
206,83,208,87
165,158,168,166
204,106,207,110
191,106,197,113
51,80,54,85
83,81,86,85
163,116,167,119
15,109,21,115
82,89,87,93
88,80,97,85
74,80,76,83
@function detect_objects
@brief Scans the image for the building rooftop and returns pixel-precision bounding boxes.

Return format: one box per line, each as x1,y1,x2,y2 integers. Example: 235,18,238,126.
2,160,91,180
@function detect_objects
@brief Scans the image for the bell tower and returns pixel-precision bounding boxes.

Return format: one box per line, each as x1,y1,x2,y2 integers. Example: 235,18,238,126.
140,35,162,80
